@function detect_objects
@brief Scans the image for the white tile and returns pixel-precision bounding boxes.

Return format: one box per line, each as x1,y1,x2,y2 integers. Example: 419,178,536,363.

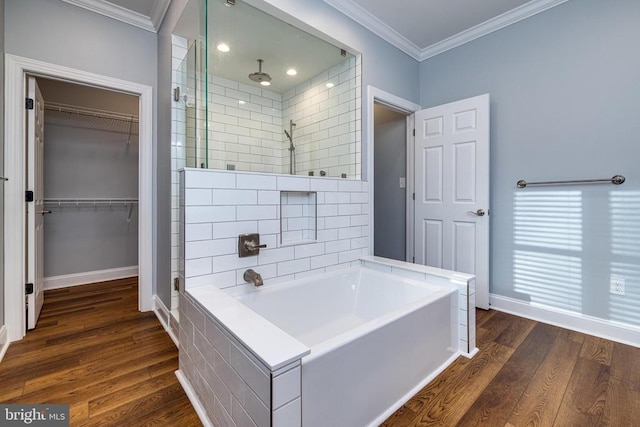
237,173,277,190
350,192,369,203
187,271,236,289
350,236,368,250
294,243,325,259
186,238,236,259
338,226,361,239
338,204,361,216
278,258,310,276
186,206,236,223
350,214,368,227
186,223,213,241
325,239,350,253
258,190,280,205
258,219,280,235
212,189,258,205
185,258,212,277
237,205,278,221
317,228,338,242
310,252,338,269
324,192,350,204
338,249,361,264
212,221,258,239
212,254,258,273
185,188,213,205
277,176,310,191
324,216,351,229
310,179,338,191
185,170,236,189
258,247,295,265
317,204,338,217
273,366,301,409
272,397,301,427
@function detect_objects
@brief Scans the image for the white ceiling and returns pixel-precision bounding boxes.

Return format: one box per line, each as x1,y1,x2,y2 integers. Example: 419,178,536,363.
64,0,568,60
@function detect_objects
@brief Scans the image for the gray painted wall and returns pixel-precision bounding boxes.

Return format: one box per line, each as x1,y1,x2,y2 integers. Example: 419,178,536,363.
420,0,640,326
374,104,406,261
4,0,161,301
1,0,5,326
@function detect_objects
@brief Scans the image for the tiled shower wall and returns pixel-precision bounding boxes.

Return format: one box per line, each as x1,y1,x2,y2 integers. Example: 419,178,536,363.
180,169,369,290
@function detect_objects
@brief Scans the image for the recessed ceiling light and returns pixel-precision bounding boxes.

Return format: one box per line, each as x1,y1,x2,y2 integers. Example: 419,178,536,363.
260,81,271,86
217,43,230,52
286,69,297,76
326,82,335,88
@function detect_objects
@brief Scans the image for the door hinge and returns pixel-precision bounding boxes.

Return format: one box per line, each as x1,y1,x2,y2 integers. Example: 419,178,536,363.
413,129,415,136
25,283,34,295
25,98,34,110
412,193,415,200
25,190,34,202
412,257,415,263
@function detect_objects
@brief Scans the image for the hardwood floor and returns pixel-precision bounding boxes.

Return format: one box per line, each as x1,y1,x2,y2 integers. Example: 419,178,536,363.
383,309,640,426
3,281,639,426
0,277,201,426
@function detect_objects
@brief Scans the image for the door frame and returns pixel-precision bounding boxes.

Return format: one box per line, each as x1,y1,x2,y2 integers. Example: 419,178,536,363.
4,54,154,342
366,86,420,260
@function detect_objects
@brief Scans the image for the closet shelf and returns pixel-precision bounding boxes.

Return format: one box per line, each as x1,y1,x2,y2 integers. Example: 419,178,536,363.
44,198,138,206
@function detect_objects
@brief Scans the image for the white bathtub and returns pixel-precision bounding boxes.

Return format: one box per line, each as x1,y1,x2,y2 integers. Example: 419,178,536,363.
232,266,458,426
180,257,475,427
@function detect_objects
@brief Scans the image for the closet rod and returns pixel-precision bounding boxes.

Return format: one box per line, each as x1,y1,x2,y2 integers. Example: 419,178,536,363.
516,174,625,189
44,102,139,123
44,198,138,206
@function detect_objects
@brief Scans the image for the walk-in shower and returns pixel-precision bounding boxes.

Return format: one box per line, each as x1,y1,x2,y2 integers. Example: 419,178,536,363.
284,119,296,175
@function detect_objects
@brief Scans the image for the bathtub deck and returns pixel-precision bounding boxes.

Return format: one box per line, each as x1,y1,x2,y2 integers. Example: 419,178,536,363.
382,308,640,426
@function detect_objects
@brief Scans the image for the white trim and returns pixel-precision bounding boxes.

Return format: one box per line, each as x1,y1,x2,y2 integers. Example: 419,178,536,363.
43,266,138,290
366,86,421,257
405,114,415,263
0,326,9,363
490,294,640,348
61,0,171,33
324,0,569,61
323,0,422,60
175,370,215,427
4,54,154,342
418,0,570,60
154,295,179,347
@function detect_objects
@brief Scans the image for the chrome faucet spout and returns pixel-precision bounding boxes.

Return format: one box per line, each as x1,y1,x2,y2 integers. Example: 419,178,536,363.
243,269,264,287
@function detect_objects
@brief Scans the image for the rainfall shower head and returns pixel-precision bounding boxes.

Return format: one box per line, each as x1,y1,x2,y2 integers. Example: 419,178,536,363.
248,59,271,85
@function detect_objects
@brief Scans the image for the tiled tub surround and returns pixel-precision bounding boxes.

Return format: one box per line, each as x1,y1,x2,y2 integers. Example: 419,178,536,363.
177,257,475,427
179,168,369,290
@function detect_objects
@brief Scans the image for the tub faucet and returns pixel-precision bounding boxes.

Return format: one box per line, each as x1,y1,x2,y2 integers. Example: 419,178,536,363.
243,269,263,287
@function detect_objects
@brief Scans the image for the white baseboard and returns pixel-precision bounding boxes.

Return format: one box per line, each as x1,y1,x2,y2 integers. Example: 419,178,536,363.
0,326,9,363
490,294,640,348
175,370,214,427
154,295,179,347
43,266,139,290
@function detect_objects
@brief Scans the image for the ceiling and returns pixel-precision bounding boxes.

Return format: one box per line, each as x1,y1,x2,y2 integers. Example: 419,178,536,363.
64,0,568,60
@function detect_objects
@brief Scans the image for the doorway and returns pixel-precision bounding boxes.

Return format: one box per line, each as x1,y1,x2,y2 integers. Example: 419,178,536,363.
373,103,408,261
26,77,140,329
4,55,154,342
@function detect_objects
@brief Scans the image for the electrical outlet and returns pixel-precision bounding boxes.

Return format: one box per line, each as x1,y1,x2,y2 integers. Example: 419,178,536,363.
610,274,625,295
399,177,406,188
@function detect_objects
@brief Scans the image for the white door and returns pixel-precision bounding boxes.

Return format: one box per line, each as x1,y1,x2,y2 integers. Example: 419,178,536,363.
26,76,46,329
414,94,490,309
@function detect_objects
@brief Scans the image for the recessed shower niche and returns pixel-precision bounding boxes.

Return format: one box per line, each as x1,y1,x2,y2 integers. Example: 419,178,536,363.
280,191,317,245
173,0,362,178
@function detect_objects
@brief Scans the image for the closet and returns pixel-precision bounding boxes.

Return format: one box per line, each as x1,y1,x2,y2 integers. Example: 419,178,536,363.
37,78,139,289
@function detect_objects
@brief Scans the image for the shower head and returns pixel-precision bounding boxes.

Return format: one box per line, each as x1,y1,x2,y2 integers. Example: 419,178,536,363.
248,59,271,85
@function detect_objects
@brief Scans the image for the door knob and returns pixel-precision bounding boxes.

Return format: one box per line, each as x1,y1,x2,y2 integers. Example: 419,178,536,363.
467,209,485,217
39,210,52,215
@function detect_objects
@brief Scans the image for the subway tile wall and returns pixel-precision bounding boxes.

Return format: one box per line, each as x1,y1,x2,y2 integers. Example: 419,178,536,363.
180,169,369,290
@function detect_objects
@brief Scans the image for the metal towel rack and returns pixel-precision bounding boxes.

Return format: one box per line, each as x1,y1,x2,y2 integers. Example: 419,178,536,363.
516,175,625,189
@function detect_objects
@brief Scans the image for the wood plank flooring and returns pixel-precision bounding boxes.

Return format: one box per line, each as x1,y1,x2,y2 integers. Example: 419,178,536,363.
382,309,640,426
0,277,201,426
2,279,639,426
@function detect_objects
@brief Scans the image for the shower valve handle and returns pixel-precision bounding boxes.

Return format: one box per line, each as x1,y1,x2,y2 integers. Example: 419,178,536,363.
244,240,267,251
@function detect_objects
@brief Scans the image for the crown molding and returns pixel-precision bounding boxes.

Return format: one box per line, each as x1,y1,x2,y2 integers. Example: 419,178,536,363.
324,0,569,62
61,0,170,33
323,0,422,60
419,0,570,60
